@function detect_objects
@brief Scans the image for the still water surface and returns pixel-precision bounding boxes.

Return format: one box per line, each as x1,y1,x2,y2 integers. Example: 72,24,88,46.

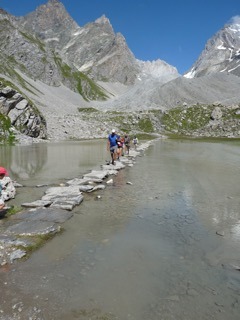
1,138,240,319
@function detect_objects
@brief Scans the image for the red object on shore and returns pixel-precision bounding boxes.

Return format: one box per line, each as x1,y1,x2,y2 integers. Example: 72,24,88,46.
0,167,8,176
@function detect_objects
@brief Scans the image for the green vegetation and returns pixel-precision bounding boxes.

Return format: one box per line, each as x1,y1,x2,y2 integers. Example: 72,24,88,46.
6,206,22,216
138,118,154,132
161,104,240,138
17,230,63,259
53,55,109,101
19,31,46,52
0,63,40,95
161,105,212,132
0,113,15,144
78,107,99,113
74,71,109,101
136,133,157,140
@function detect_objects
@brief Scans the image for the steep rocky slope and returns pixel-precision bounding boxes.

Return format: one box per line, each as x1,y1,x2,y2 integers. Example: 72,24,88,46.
0,1,240,142
185,19,240,78
18,0,140,85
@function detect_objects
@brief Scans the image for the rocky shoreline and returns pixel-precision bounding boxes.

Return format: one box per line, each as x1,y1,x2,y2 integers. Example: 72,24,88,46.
0,140,155,266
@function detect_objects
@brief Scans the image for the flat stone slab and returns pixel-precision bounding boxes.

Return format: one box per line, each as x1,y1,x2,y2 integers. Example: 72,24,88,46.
101,162,125,170
99,168,118,175
11,207,73,223
120,158,134,165
5,220,60,236
50,201,75,211
83,170,109,180
0,235,34,247
66,177,102,191
66,178,91,186
43,185,82,196
40,187,84,211
21,199,52,208
87,184,106,192
79,185,94,192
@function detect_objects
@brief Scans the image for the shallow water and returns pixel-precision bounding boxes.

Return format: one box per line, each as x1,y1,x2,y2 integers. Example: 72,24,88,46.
1,139,240,319
0,139,109,206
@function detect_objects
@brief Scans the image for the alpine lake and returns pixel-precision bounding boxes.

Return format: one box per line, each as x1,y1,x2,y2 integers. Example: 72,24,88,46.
0,138,240,320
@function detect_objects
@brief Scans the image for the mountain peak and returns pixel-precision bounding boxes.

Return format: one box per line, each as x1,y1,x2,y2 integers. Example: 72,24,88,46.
184,17,240,78
95,15,110,25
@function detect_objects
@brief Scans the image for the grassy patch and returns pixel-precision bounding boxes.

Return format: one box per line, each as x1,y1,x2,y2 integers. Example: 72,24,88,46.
19,31,46,52
162,105,213,132
0,113,16,144
53,55,108,101
78,107,99,113
136,133,157,140
138,118,154,132
6,206,22,216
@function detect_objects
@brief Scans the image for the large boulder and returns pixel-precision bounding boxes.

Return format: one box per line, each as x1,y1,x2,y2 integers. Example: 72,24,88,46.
0,86,47,139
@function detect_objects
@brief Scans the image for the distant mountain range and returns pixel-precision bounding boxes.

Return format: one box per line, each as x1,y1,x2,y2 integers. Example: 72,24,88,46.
0,0,240,141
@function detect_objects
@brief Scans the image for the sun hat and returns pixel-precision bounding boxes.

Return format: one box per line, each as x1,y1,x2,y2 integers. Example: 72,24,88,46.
112,129,116,133
0,167,8,176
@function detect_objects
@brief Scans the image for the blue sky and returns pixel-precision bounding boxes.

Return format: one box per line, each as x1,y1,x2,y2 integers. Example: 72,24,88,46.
0,0,239,74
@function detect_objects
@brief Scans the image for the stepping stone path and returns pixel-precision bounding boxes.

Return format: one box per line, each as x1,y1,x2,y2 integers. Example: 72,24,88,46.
0,141,153,265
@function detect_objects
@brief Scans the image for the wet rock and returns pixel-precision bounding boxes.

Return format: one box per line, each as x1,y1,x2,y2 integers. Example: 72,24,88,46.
21,200,52,208
50,199,78,211
83,170,109,180
104,169,118,175
66,178,92,186
9,249,26,263
87,184,106,192
43,185,82,197
4,220,60,236
11,207,73,223
41,186,84,210
0,235,33,247
101,162,125,170
78,185,94,192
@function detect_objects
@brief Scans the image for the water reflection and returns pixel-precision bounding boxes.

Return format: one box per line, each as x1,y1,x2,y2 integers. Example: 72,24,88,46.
0,139,109,186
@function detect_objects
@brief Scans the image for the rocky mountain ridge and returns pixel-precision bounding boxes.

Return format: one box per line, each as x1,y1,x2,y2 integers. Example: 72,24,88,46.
0,0,178,99
0,0,240,142
184,19,240,78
